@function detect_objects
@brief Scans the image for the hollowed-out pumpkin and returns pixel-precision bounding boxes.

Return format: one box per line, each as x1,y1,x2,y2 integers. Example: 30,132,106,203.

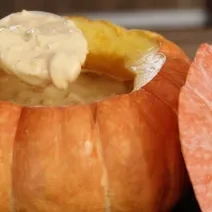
0,16,190,212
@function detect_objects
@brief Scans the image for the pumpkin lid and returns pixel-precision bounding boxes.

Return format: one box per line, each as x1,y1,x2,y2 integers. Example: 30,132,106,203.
179,43,212,212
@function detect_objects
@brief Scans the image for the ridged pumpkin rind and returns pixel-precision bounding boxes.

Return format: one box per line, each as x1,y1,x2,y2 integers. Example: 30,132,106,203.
0,17,190,212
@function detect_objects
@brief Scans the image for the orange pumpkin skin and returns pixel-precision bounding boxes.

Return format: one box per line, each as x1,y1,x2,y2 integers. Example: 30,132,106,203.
0,19,190,212
179,44,212,212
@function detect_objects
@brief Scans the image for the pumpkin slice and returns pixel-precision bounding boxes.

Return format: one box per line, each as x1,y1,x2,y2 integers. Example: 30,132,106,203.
0,16,190,212
179,43,212,212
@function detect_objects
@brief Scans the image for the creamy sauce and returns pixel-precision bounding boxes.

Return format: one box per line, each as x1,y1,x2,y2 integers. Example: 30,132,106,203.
0,11,133,106
0,10,88,89
0,70,132,106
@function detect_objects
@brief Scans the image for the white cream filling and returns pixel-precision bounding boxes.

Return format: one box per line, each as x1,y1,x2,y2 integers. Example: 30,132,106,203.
0,10,88,89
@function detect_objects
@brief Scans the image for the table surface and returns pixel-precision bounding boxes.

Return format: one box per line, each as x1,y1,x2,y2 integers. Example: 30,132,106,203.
157,28,212,58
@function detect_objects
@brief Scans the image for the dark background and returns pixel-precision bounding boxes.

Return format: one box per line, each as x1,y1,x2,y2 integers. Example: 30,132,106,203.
0,0,204,16
172,184,201,212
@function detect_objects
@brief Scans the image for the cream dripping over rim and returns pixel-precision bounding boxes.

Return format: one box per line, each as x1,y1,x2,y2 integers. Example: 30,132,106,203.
0,10,88,89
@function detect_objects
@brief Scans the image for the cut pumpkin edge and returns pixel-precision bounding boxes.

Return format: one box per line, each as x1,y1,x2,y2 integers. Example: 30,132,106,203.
178,43,212,212
70,16,190,62
69,16,190,87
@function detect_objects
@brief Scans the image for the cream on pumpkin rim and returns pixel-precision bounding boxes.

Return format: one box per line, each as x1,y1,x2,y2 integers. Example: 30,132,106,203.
0,10,166,107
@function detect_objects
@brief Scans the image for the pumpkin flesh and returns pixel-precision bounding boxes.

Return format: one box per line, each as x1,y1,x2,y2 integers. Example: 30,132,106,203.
0,17,191,212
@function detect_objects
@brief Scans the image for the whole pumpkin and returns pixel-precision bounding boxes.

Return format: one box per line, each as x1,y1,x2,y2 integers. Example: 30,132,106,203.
0,17,190,212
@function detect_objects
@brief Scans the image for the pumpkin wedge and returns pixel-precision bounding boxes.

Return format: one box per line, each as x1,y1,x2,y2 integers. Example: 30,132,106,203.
179,43,212,212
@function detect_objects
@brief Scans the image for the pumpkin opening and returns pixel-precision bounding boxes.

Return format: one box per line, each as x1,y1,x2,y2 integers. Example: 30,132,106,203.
0,17,165,107
0,68,134,106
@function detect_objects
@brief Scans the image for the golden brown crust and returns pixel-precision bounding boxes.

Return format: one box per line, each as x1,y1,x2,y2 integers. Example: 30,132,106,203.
0,17,190,212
